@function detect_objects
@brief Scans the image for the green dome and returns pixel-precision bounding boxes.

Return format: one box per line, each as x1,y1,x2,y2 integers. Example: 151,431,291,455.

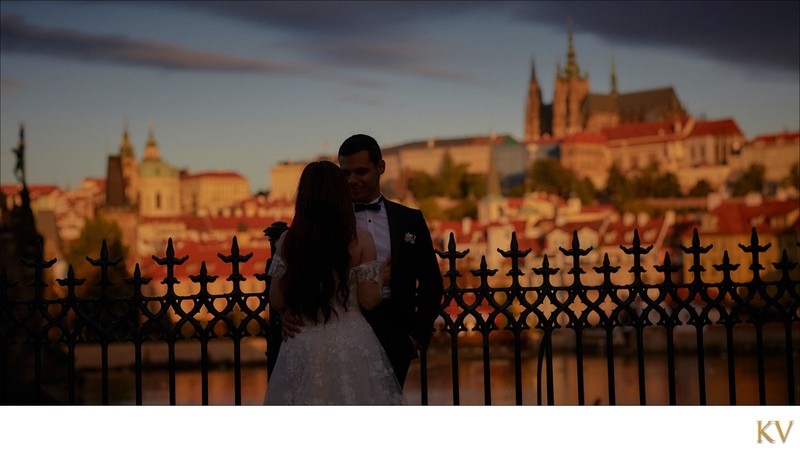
139,158,178,178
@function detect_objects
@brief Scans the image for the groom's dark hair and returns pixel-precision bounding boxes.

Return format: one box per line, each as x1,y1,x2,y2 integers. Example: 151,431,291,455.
338,134,382,165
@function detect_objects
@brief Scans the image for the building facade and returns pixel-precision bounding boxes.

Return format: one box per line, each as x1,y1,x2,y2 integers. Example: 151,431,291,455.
524,25,687,143
180,171,250,216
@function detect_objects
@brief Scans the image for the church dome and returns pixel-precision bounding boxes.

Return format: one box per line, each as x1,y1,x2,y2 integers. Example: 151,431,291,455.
139,158,178,178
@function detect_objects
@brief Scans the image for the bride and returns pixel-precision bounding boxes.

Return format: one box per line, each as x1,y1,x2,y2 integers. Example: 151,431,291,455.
264,160,405,405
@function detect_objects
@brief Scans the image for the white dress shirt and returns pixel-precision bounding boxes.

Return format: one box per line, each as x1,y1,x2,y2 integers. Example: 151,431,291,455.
354,195,391,299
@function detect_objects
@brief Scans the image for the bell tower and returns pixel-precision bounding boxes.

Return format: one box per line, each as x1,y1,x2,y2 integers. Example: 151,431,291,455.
524,59,542,142
552,19,589,138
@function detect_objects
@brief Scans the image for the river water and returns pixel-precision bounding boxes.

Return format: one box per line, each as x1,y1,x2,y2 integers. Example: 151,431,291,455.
75,335,798,405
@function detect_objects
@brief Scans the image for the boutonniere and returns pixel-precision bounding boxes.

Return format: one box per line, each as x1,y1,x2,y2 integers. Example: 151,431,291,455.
404,232,416,244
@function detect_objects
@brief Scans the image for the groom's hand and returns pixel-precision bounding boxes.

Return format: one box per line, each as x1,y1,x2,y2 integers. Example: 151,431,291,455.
281,311,305,341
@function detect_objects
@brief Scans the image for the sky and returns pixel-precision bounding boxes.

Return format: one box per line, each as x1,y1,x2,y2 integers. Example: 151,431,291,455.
1,1,798,193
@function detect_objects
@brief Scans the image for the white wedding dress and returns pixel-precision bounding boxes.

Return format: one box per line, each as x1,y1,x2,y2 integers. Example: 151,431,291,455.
264,255,406,405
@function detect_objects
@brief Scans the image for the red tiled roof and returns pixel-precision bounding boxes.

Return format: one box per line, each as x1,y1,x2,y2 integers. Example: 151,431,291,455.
602,217,668,246
602,118,685,141
141,215,279,232
558,219,605,237
432,220,487,246
688,198,800,235
580,204,617,214
688,118,743,137
562,132,607,144
506,197,524,209
748,131,800,145
1,184,61,197
80,177,106,187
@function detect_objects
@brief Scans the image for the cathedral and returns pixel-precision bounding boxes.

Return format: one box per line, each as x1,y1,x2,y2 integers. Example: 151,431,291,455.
524,26,687,142
105,119,181,218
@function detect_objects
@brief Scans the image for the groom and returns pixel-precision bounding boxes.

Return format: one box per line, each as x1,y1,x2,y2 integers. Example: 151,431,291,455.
337,134,443,386
278,134,443,387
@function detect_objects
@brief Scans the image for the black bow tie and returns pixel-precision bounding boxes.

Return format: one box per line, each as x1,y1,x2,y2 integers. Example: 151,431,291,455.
354,198,383,212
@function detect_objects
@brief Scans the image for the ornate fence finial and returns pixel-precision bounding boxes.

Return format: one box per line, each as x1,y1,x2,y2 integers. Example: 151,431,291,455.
620,228,653,279
498,232,531,283
470,255,498,288
738,227,771,279
713,250,740,283
772,249,798,282
681,228,713,283
533,254,559,286
152,238,188,288
436,232,469,281
86,239,123,291
559,230,591,280
56,265,86,293
218,236,254,284
21,240,57,295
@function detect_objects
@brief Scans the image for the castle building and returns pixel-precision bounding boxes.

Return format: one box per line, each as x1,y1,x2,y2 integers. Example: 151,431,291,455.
525,24,687,142
559,116,745,192
735,131,800,189
269,160,314,202
180,170,251,216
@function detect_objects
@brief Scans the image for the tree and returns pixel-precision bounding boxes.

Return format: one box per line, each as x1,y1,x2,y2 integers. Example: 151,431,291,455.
63,216,135,338
64,217,131,296
651,171,683,198
407,152,488,201
446,197,478,220
416,197,444,220
528,158,595,204
529,158,567,196
782,162,799,189
407,171,438,199
605,164,636,208
688,179,714,197
729,163,766,196
573,177,597,204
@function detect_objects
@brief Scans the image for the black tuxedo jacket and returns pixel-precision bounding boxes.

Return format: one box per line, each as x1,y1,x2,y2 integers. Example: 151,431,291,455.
361,199,443,357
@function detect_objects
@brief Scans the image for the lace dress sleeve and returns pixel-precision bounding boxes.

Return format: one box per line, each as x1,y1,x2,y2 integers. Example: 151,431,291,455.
351,260,381,287
267,254,287,279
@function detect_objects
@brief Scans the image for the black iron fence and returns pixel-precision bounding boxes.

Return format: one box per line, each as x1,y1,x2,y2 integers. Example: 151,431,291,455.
1,222,798,405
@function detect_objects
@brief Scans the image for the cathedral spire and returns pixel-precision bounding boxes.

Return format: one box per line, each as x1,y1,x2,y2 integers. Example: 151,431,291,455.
119,118,134,157
146,118,157,148
144,118,161,160
610,55,618,95
565,17,580,79
525,57,542,142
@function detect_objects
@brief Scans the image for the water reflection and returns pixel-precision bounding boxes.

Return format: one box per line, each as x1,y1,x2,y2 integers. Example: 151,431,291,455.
78,344,797,405
404,347,796,405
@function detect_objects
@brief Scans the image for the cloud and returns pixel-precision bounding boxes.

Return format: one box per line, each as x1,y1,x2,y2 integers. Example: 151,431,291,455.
0,13,305,74
158,1,479,82
167,1,799,77
162,1,490,39
0,75,28,93
508,1,799,77
296,41,476,83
